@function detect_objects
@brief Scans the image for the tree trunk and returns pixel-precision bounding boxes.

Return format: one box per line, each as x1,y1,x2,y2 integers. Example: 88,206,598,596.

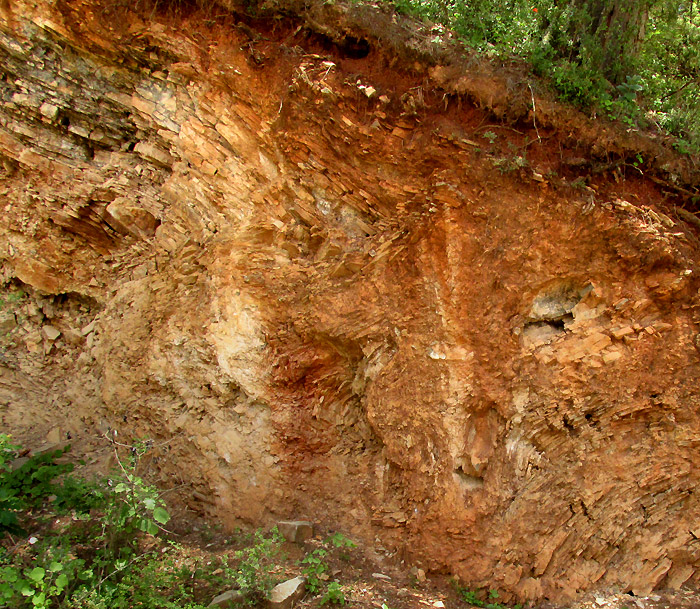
582,0,650,83
543,0,655,84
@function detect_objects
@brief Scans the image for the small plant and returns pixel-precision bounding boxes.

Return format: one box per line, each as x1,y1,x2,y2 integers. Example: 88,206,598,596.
0,436,193,609
0,435,80,535
457,585,522,609
102,450,171,539
461,587,484,607
617,74,644,103
1,562,70,609
672,138,699,155
481,130,498,144
0,289,25,311
221,528,283,603
301,547,329,594
491,155,528,174
326,532,356,549
570,176,588,190
320,580,345,605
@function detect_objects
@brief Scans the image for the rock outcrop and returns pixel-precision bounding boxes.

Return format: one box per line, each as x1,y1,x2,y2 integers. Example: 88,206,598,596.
1,0,700,602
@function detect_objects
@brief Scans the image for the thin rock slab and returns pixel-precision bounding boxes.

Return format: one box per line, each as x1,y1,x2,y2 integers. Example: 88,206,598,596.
267,576,307,609
208,589,246,608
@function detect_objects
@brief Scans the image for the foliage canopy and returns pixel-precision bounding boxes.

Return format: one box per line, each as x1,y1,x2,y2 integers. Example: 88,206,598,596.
389,0,700,150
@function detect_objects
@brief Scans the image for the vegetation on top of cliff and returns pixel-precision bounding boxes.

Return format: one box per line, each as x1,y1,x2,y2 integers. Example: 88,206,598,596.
385,0,700,154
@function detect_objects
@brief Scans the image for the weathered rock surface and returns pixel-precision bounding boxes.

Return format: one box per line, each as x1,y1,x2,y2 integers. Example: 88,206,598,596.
208,589,246,608
1,0,700,603
267,577,307,609
278,521,315,543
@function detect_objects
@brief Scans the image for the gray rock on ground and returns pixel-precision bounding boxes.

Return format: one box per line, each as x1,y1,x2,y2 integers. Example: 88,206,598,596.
208,589,246,608
277,521,314,543
267,576,307,609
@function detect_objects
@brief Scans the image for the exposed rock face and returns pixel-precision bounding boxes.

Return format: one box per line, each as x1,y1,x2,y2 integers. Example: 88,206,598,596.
1,0,700,602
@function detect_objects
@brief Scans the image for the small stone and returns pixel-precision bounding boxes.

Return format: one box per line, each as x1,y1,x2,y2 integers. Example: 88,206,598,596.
133,141,173,168
39,102,59,120
81,320,96,336
61,329,84,346
372,573,391,580
277,520,314,543
42,325,61,341
363,86,377,98
0,314,17,334
416,568,426,583
106,200,160,238
602,351,622,364
653,321,673,332
379,95,390,104
580,332,611,354
46,427,62,444
267,576,306,609
10,456,29,471
208,589,246,608
611,326,634,340
433,602,445,608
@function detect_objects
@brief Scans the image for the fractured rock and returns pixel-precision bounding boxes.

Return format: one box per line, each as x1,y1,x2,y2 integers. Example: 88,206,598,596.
267,576,306,609
208,589,246,608
41,325,61,341
277,521,314,543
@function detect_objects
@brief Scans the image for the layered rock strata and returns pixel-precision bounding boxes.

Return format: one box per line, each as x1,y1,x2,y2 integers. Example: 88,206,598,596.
1,0,700,601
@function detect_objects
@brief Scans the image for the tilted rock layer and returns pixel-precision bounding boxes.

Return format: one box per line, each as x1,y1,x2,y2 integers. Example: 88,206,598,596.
1,0,700,602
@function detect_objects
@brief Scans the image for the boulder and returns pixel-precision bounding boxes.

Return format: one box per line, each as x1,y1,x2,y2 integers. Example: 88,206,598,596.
267,576,306,609
208,589,246,608
277,521,314,543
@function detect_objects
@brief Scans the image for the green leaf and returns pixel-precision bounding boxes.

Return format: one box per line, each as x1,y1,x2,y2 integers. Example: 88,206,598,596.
26,567,45,583
153,506,170,525
143,497,156,510
18,581,34,596
140,518,159,535
79,569,93,581
54,573,69,591
48,561,63,573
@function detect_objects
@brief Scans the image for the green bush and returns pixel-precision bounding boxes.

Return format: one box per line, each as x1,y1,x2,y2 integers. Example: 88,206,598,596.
301,547,329,594
0,435,81,535
218,528,283,604
386,0,700,149
320,580,345,605
0,436,193,609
